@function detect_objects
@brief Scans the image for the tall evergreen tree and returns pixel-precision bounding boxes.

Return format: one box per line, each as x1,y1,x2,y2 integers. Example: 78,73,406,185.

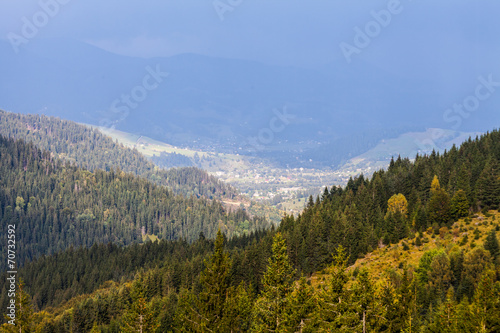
198,229,232,331
252,232,295,332
427,176,451,226
450,189,469,219
121,297,159,333
311,246,355,332
484,230,500,261
284,276,315,332
1,280,34,333
475,159,500,209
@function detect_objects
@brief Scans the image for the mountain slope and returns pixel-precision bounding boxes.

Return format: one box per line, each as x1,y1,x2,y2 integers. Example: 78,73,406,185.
0,110,238,200
0,135,267,271
2,128,500,331
5,213,498,332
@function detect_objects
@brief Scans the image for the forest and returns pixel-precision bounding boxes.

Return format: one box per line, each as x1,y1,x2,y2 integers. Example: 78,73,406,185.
0,110,238,200
1,127,500,331
0,135,268,271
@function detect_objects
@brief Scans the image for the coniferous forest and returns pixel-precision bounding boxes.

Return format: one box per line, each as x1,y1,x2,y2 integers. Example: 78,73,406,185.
0,114,499,331
0,134,267,270
0,110,238,200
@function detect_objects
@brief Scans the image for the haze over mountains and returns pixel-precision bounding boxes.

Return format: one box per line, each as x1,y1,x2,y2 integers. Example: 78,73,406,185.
1,36,499,168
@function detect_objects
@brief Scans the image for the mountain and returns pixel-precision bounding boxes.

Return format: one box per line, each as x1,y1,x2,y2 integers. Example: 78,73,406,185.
2,128,500,331
4,38,498,167
0,134,268,271
0,110,238,200
339,128,484,174
2,212,498,332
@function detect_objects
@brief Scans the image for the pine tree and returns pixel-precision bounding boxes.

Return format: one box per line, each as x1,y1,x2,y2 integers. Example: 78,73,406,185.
224,283,253,333
427,252,452,303
173,288,198,332
471,270,500,332
424,287,457,332
456,163,472,202
351,269,384,332
460,247,492,300
18,280,34,333
311,245,355,332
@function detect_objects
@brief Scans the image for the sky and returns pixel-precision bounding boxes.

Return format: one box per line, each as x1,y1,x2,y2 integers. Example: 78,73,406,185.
1,0,500,145
1,0,499,68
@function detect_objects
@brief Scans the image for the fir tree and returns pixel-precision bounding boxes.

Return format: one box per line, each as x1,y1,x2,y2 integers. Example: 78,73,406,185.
1,280,34,333
311,245,354,332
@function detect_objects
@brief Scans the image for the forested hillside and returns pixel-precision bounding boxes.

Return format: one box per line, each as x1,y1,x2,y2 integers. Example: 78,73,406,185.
0,110,238,200
2,223,498,332
0,135,267,271
2,130,500,332
278,130,500,274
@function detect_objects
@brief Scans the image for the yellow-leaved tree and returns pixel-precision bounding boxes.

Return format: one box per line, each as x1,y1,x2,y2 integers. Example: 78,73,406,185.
384,193,409,243
386,193,408,219
430,175,441,194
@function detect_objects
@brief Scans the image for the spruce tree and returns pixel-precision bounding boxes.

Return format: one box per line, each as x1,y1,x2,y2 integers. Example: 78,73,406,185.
471,270,500,332
284,275,315,332
312,245,354,332
475,159,500,209
252,232,295,332
427,176,451,226
484,230,500,261
450,189,469,219
1,280,34,333
120,297,159,333
198,229,232,331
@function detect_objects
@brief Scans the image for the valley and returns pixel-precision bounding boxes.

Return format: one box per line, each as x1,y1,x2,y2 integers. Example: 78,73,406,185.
1,2,499,331
98,126,482,215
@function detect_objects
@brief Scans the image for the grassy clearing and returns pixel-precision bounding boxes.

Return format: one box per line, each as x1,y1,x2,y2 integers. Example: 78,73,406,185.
311,211,500,287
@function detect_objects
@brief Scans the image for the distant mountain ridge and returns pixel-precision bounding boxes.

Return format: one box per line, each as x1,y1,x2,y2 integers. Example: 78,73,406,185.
4,38,495,168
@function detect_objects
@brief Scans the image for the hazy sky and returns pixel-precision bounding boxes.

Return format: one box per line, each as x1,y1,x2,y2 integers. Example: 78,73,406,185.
1,0,499,69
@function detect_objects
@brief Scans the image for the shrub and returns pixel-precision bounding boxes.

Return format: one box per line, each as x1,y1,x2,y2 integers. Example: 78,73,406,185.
460,234,469,246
